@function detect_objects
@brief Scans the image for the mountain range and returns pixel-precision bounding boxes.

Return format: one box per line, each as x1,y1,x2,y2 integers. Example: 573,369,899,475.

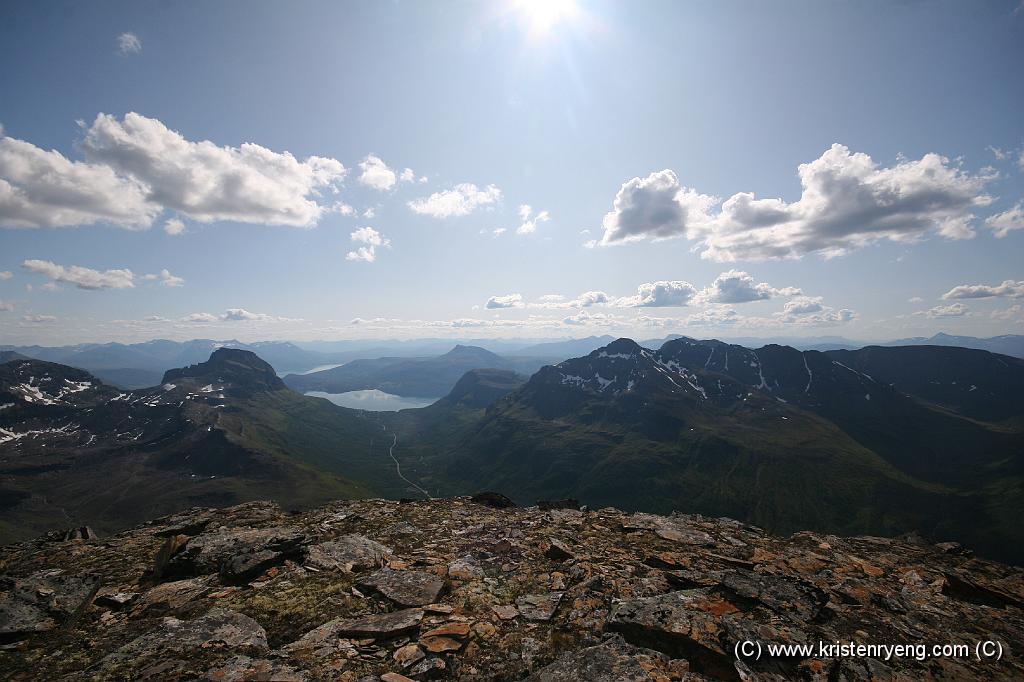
283,345,544,398
2,338,1022,563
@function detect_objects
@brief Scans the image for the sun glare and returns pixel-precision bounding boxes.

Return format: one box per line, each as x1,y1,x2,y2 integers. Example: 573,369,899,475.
514,0,580,37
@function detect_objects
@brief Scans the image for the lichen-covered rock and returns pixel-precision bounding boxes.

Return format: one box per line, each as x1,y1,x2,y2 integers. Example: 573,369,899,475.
164,526,304,579
0,569,98,636
303,533,392,572
357,568,445,607
1,497,1022,680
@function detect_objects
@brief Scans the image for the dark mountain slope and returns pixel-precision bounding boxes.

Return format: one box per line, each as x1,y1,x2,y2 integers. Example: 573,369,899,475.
405,338,1024,563
0,353,397,543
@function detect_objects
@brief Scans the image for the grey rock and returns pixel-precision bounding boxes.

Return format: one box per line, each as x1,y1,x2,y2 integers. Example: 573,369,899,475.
304,534,392,572
521,637,671,681
357,568,445,607
0,569,99,636
515,592,564,621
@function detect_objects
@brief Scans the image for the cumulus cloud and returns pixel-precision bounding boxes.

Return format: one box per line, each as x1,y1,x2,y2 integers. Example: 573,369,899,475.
408,183,502,218
773,295,856,325
597,145,995,260
358,155,397,191
941,280,1024,300
22,314,57,323
0,132,157,229
695,269,801,304
0,271,11,280
918,303,969,318
985,202,1024,238
117,32,141,55
182,308,293,323
22,259,134,290
345,226,390,263
163,217,185,235
141,269,185,287
614,280,698,307
600,169,716,245
563,311,618,326
683,306,740,327
516,204,550,235
485,293,524,309
77,113,346,227
1,114,349,230
991,305,1023,322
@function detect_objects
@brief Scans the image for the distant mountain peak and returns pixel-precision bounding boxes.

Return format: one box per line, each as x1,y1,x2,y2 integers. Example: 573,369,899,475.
161,348,285,395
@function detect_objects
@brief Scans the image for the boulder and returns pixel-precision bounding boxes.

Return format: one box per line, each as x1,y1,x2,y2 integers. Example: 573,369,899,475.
0,569,99,637
357,568,445,607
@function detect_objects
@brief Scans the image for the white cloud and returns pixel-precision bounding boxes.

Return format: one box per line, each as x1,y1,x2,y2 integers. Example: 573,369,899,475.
598,145,995,260
773,295,856,325
0,133,157,229
563,311,618,326
985,202,1024,238
516,204,551,235
182,308,293,323
918,302,969,318
78,112,346,227
117,32,141,55
991,305,1023,322
358,155,397,191
941,280,1024,300
408,183,502,218
908,296,923,303
0,299,13,312
22,314,57,323
345,226,390,263
695,269,801,304
41,282,61,292
538,294,564,303
614,280,698,307
683,306,740,327
182,312,219,323
600,169,716,245
23,259,134,290
485,293,524,309
0,271,11,280
163,217,185,235
142,269,185,287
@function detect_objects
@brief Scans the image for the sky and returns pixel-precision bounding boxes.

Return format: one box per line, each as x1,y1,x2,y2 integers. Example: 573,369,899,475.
1,0,1023,346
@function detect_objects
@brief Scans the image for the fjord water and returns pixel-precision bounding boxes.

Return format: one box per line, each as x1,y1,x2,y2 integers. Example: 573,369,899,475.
304,389,438,411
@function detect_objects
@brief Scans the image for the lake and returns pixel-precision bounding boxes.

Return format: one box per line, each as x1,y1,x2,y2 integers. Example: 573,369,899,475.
304,389,439,411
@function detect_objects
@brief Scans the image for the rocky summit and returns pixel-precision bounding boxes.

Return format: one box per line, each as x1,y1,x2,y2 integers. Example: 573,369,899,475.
1,497,1022,681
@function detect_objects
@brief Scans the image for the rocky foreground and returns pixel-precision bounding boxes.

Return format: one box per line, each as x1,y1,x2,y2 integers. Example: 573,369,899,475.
0,497,1022,681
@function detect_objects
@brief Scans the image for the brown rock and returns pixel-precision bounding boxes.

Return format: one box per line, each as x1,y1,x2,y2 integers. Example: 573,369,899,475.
492,604,519,620
545,539,575,562
393,643,425,668
421,622,471,639
419,636,462,653
381,673,416,682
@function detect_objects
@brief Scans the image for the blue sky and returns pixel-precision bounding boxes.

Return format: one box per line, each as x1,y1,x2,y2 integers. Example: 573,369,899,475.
1,0,1023,345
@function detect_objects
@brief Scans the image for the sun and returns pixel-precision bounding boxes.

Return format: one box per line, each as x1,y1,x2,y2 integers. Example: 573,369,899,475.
513,0,581,38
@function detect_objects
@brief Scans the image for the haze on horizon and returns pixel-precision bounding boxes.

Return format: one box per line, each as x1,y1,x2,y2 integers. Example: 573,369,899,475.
1,0,1023,346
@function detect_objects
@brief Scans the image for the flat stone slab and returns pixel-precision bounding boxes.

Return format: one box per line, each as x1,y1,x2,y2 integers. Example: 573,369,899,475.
203,654,307,681
304,534,392,572
515,592,564,621
290,608,424,647
165,526,304,578
357,568,445,607
606,588,740,679
97,608,269,675
522,638,676,681
0,569,99,636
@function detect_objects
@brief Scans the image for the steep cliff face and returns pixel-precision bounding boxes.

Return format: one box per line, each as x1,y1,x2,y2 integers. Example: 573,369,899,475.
1,497,1021,681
